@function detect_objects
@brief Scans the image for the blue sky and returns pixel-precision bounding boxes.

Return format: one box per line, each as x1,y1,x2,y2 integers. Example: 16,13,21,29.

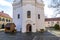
0,0,13,18
5,0,13,2
0,0,59,18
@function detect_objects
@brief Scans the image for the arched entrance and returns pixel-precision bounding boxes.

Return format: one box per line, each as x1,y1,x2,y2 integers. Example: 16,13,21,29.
26,24,32,32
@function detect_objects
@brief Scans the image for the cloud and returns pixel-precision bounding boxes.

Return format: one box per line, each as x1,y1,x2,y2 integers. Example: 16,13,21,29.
44,6,54,18
56,14,60,17
0,0,13,18
0,0,12,7
43,0,52,7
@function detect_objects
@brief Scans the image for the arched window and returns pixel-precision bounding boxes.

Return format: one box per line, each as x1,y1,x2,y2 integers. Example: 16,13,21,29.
6,19,8,22
18,14,20,19
2,18,5,21
9,20,10,22
27,11,31,18
0,18,1,21
57,21,59,24
38,14,40,19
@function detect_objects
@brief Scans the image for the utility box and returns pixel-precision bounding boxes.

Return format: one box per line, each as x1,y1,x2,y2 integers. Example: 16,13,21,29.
5,23,16,33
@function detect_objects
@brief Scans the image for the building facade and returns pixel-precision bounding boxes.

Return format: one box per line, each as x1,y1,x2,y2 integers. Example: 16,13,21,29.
0,11,12,28
45,18,60,27
13,0,45,33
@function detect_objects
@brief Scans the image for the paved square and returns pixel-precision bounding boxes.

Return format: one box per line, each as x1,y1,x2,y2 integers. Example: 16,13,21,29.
0,31,60,40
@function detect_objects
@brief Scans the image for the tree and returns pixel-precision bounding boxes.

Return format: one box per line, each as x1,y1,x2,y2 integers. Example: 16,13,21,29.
54,24,60,30
48,0,60,17
43,0,60,17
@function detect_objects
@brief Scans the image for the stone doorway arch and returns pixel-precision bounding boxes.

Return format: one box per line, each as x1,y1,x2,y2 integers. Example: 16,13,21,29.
26,24,32,32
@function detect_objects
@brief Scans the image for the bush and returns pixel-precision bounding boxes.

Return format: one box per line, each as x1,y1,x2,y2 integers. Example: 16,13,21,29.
54,24,60,30
40,29,44,33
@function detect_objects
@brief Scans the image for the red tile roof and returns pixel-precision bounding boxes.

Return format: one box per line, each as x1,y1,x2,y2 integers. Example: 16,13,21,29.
0,11,12,19
45,17,60,21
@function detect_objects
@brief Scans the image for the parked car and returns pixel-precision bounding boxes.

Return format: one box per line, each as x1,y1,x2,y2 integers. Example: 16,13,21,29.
4,23,16,33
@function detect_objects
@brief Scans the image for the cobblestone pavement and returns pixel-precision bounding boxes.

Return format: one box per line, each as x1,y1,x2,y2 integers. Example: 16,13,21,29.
0,31,60,40
46,27,60,37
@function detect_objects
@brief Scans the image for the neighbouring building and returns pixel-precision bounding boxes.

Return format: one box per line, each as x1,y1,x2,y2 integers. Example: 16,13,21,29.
13,0,45,33
0,11,12,28
45,18,60,27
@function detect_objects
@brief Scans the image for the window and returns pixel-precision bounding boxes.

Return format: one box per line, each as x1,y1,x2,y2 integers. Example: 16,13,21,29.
0,18,1,21
38,14,40,19
51,21,54,26
18,14,20,19
6,19,8,22
27,11,31,18
48,22,50,24
52,21,54,24
57,21,59,24
2,18,5,21
9,20,10,22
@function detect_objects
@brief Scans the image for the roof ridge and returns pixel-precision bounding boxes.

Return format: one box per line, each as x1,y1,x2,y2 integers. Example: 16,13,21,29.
0,12,12,19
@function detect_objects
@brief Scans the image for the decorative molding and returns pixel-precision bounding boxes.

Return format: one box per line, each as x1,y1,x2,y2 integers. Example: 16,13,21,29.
13,1,21,6
12,0,44,8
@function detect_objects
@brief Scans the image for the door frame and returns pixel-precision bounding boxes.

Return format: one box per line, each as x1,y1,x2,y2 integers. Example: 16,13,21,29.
26,24,32,32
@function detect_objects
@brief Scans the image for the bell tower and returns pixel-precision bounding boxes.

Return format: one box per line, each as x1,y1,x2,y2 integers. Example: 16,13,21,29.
13,0,45,32
12,0,23,31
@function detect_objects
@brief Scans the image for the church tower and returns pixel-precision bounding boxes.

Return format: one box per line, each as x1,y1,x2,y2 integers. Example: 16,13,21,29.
13,0,45,33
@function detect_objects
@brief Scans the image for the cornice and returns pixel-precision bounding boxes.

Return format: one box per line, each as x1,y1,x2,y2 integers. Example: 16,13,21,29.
12,1,21,6
12,0,44,8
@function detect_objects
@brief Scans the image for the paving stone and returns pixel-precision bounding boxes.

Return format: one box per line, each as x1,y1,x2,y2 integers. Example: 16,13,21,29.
0,31,59,40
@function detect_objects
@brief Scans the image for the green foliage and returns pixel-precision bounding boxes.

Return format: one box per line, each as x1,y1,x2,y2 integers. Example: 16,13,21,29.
54,24,60,30
40,29,44,33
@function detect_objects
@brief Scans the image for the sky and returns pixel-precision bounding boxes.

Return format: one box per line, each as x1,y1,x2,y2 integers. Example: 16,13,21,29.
0,0,13,18
0,0,59,18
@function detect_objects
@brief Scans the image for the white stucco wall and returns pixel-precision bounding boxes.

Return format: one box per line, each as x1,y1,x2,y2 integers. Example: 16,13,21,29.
13,0,45,32
22,4,36,32
13,3,23,31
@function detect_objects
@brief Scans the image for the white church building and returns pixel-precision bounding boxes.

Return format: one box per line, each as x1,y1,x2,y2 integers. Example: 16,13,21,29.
12,0,45,33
